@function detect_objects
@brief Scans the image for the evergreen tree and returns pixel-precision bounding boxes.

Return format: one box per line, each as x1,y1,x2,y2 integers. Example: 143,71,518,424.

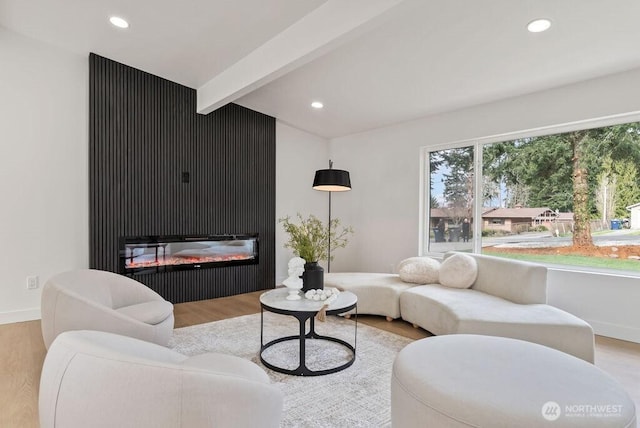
484,137,573,211
440,147,474,224
612,159,640,218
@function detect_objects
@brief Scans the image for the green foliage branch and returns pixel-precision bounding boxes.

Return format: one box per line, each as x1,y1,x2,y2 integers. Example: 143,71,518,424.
279,213,354,263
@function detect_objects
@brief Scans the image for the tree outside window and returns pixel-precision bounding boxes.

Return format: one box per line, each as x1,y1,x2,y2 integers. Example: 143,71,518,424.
426,121,640,273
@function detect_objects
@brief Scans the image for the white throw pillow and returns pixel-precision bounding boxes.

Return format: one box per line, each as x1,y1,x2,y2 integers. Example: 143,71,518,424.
439,253,478,289
398,257,440,284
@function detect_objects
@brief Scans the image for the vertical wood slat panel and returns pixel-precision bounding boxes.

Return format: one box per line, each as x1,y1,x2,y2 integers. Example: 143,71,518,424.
89,54,276,303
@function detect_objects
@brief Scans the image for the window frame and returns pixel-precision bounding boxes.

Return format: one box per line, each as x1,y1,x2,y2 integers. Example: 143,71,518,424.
419,110,640,276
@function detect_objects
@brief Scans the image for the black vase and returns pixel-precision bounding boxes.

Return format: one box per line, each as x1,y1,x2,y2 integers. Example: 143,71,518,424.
302,262,324,292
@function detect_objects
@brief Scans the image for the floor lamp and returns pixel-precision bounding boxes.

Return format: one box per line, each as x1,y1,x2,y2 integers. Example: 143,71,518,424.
313,160,351,272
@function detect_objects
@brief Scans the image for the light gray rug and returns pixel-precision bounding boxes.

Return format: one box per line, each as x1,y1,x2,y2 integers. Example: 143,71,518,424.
169,312,413,427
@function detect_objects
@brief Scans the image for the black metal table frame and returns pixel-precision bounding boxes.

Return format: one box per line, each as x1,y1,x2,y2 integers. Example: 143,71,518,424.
260,301,357,376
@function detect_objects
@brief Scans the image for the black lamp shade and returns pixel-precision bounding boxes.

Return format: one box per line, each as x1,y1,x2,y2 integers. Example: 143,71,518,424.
313,169,351,192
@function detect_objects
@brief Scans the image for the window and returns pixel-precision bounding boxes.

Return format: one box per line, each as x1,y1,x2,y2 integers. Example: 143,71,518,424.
423,118,640,273
425,146,474,252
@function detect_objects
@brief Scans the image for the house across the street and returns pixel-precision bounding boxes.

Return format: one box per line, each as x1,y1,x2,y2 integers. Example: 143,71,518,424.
626,202,640,229
429,206,574,234
481,207,573,233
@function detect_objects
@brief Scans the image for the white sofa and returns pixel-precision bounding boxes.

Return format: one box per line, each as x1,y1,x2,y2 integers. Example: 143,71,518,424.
40,330,283,428
41,269,174,348
326,252,595,363
324,272,414,320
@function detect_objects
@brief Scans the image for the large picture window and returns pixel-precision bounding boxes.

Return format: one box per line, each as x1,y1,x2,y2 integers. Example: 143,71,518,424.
423,119,640,273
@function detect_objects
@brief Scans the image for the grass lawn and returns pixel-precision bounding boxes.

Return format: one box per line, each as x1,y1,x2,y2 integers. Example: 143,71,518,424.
484,251,640,272
591,229,640,236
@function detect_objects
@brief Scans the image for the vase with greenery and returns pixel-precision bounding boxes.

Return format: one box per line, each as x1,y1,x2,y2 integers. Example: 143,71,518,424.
279,213,354,291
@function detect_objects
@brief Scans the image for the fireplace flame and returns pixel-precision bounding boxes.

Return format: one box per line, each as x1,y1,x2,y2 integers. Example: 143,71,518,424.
127,254,254,269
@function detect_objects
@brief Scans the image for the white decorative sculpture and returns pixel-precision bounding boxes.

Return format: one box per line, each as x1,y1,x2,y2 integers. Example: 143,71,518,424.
283,257,305,300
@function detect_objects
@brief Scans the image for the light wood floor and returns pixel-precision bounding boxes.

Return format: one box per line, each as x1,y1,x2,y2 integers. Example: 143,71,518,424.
2,290,639,427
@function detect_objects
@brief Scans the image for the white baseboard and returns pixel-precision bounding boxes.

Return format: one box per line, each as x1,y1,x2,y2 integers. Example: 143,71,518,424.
0,308,41,325
588,319,640,344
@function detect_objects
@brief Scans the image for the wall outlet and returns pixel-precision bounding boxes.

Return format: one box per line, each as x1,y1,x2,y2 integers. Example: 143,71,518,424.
26,276,39,290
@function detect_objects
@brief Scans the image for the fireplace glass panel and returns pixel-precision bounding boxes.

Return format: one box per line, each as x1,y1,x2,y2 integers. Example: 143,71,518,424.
120,235,258,275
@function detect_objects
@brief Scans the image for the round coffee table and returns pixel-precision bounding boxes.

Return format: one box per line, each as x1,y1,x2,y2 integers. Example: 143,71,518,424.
259,287,357,376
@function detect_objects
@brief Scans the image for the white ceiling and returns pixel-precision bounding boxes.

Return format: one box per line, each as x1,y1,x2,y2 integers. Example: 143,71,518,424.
0,0,327,87
2,0,640,138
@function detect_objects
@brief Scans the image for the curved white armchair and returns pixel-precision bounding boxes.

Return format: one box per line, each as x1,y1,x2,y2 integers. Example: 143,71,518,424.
41,269,174,348
39,330,284,428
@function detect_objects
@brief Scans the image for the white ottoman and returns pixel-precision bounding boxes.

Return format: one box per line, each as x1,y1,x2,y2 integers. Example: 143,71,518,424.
324,272,415,320
392,335,636,428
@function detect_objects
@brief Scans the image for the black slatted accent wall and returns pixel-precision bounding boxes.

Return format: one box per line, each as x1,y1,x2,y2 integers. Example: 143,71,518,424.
89,53,275,302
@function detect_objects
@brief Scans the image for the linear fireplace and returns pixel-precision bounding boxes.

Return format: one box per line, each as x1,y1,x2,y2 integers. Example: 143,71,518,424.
119,234,259,275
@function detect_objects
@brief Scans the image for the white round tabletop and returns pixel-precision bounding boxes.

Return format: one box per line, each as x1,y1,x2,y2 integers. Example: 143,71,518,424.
260,287,357,313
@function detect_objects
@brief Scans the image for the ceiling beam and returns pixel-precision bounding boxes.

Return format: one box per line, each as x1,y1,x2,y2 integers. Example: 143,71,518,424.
196,0,407,115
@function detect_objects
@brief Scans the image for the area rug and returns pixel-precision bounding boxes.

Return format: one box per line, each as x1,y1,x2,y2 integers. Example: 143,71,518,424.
169,312,414,427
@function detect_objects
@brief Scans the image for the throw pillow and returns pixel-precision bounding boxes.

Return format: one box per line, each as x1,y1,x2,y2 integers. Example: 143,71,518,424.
439,253,478,289
398,257,440,284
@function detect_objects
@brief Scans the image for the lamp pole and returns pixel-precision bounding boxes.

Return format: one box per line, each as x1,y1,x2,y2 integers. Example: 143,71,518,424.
312,159,351,274
327,165,333,272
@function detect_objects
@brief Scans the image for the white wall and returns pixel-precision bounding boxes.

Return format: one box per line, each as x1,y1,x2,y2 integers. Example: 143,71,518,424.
0,27,329,323
275,122,329,284
0,28,88,323
548,269,640,343
330,67,640,343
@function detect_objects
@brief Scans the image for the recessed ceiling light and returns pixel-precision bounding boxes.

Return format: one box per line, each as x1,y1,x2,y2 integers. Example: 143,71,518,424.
109,16,129,29
311,101,324,109
527,18,551,33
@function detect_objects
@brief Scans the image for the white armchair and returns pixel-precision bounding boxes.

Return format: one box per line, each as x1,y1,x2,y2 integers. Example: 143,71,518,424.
39,330,284,428
41,269,174,348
